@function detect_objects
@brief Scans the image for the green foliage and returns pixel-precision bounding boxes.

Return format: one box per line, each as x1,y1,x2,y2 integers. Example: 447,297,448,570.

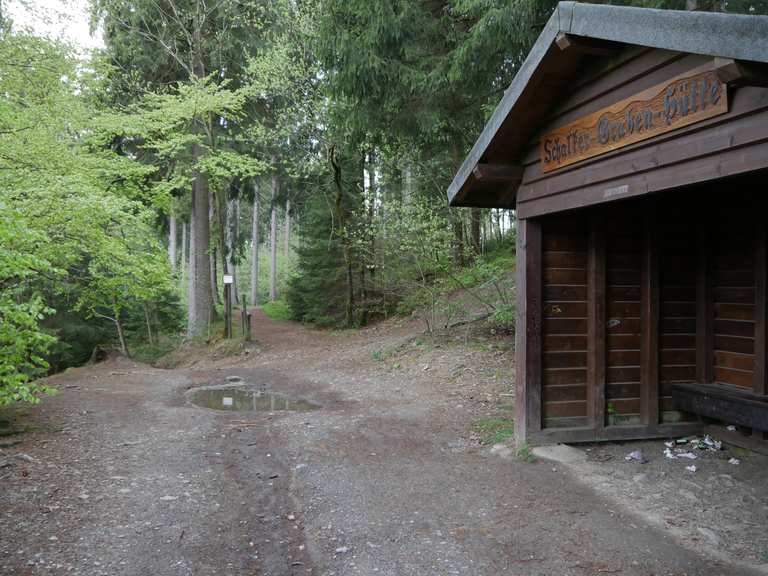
129,333,185,365
287,181,357,326
516,443,537,463
0,164,60,404
261,299,293,321
473,418,515,445
0,31,180,398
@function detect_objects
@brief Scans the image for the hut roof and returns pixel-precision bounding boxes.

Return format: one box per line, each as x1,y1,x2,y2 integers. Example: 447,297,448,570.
447,2,768,207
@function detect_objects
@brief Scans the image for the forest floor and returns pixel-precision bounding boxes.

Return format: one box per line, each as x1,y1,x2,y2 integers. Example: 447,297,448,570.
1,310,767,576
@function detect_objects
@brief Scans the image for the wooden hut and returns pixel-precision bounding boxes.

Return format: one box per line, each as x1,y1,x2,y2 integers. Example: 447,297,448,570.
448,2,768,445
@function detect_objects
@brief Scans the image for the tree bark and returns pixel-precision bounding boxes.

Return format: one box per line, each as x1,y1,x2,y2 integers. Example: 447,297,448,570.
251,180,260,306
187,147,213,339
269,161,279,302
404,163,413,204
209,191,221,306
115,314,128,356
470,208,481,258
283,197,291,260
226,196,240,305
180,219,187,289
168,213,177,275
329,145,354,326
144,303,154,345
450,142,465,267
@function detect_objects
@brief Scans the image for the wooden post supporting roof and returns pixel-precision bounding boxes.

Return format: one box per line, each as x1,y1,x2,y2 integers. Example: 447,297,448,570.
641,211,660,426
587,215,606,430
696,225,713,384
515,218,542,445
755,226,767,397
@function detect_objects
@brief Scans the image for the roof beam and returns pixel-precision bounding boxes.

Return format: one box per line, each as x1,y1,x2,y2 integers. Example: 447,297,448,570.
555,33,622,56
472,163,524,184
714,57,768,87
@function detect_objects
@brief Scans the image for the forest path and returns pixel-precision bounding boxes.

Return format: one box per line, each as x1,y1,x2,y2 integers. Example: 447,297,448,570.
0,311,758,575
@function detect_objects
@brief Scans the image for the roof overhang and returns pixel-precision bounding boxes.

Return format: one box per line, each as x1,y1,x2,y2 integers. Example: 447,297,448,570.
447,2,768,208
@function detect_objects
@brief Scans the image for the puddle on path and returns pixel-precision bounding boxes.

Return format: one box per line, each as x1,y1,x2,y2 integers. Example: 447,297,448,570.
189,387,319,412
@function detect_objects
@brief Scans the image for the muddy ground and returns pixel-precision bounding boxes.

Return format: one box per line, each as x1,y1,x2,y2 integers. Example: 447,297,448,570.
1,311,766,575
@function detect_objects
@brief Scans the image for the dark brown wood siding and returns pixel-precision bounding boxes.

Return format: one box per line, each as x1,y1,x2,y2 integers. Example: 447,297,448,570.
605,214,643,421
659,222,698,420
712,219,756,389
541,215,589,427
516,48,768,219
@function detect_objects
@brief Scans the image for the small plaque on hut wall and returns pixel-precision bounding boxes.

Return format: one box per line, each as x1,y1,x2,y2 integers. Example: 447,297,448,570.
540,69,728,173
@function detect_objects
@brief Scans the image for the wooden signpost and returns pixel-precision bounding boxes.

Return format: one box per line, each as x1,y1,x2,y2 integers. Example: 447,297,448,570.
223,274,234,338
540,69,728,173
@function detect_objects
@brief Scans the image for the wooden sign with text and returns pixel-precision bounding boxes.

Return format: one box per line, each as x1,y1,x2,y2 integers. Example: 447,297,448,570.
540,70,728,173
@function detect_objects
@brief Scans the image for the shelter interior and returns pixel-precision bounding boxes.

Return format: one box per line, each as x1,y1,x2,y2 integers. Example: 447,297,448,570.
532,177,768,442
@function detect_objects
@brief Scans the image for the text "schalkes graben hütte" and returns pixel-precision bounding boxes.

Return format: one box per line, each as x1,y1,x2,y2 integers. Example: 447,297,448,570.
540,70,728,173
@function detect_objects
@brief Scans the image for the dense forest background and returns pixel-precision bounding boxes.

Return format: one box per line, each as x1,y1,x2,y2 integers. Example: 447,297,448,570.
2,0,766,405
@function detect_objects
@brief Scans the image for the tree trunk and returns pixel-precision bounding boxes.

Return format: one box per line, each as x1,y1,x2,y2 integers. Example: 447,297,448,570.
187,147,213,339
686,0,698,9
209,191,221,306
450,142,465,267
329,145,354,326
470,208,481,258
404,163,413,204
187,212,196,329
269,160,279,302
251,180,260,306
226,196,239,305
452,215,465,267
283,197,291,260
144,303,154,345
180,220,187,290
168,213,177,275
115,314,129,356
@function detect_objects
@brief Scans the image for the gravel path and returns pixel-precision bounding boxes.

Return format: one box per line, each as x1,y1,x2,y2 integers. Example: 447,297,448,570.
0,311,763,575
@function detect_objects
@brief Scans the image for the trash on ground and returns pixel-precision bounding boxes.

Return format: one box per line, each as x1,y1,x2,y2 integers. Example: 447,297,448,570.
691,435,722,451
726,425,737,431
624,450,648,464
686,465,698,473
728,458,741,466
677,452,698,460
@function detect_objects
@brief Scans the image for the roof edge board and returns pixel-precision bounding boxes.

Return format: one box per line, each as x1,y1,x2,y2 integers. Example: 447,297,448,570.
569,3,768,65
446,4,564,205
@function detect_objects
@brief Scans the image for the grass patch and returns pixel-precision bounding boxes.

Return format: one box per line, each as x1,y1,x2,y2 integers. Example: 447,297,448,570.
261,300,293,321
516,443,537,463
473,418,515,445
130,333,185,365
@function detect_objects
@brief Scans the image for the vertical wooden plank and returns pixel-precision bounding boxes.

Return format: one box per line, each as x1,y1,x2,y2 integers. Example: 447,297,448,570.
515,217,543,443
696,224,713,383
755,226,767,396
587,212,606,430
526,219,543,433
515,218,528,444
641,208,660,426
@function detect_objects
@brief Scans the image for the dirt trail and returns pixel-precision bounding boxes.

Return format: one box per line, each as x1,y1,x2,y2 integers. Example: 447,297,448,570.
0,311,763,575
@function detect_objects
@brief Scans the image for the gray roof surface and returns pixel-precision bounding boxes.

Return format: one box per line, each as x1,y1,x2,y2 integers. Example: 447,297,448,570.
447,2,768,206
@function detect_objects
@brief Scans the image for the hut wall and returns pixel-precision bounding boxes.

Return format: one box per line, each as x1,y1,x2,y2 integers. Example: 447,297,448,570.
525,180,768,443
514,47,768,220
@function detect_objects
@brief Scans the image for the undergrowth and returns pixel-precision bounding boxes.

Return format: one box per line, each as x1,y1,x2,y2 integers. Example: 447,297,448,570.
262,300,293,321
473,418,515,445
